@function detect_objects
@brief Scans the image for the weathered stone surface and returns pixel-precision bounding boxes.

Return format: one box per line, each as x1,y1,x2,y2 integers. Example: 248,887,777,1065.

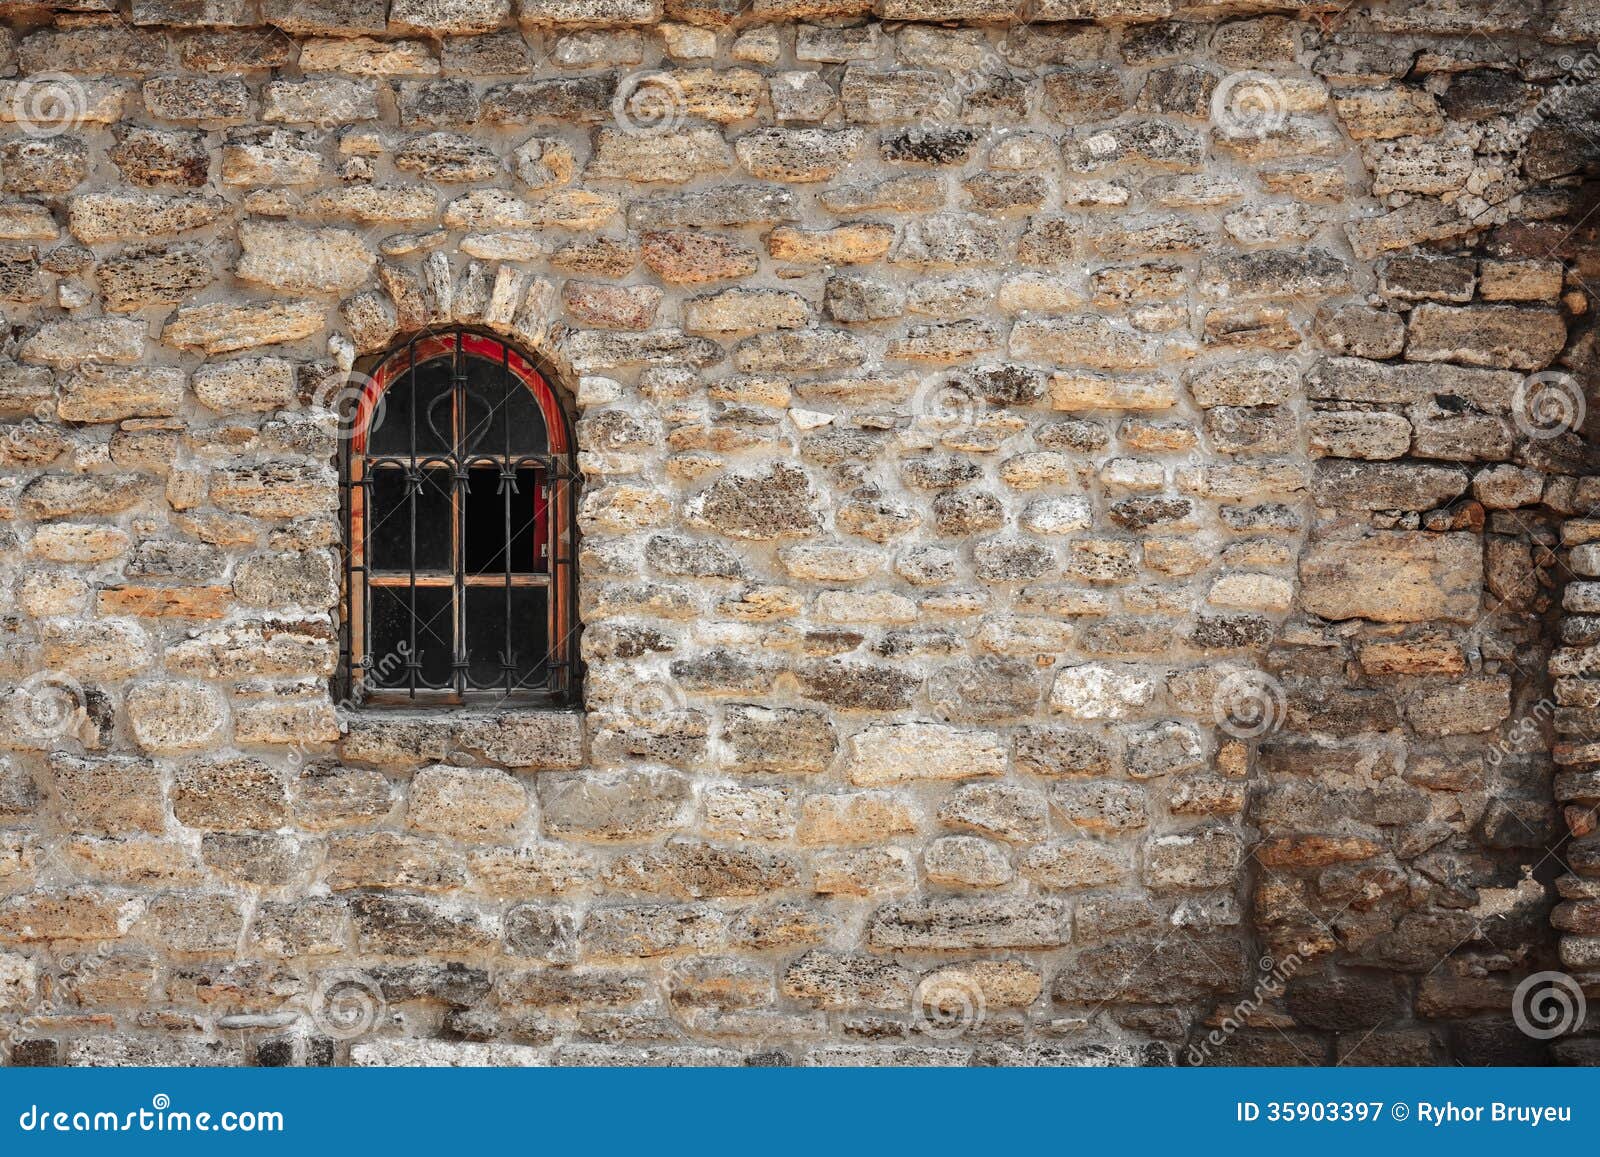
350,895,499,956
1052,781,1149,832
408,764,528,842
126,681,228,754
163,300,324,354
685,288,808,333
393,132,502,182
233,551,337,610
0,888,142,944
781,950,912,1009
1019,841,1126,889
57,366,183,423
604,839,797,898
1404,304,1566,371
687,463,820,540
236,221,376,294
20,319,145,367
209,462,338,518
0,1,1572,1069
938,783,1050,843
21,473,151,521
1054,934,1247,1005
540,769,691,840
192,358,297,414
221,128,325,187
173,756,288,831
2,137,89,196
641,229,758,284
867,896,1069,950
391,0,514,34
69,191,224,244
455,712,586,770
581,903,722,958
98,244,215,312
51,754,163,837
588,127,732,183
1144,828,1243,889
797,791,915,846
722,705,836,774
845,723,1005,786
1299,532,1482,624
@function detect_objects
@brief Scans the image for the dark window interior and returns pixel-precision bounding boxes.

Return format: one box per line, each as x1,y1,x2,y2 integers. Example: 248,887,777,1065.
346,333,576,705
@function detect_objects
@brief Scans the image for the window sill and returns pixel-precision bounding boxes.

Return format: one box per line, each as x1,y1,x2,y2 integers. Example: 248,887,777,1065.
339,701,587,770
350,693,580,714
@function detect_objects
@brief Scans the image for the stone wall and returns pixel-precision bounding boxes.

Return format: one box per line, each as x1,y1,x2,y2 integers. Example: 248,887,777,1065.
0,0,1597,1067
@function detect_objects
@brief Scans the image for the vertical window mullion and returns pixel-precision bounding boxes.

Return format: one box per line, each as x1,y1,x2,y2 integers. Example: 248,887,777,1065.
356,459,370,702
452,331,467,700
542,453,567,703
406,341,418,699
502,343,514,697
564,458,578,703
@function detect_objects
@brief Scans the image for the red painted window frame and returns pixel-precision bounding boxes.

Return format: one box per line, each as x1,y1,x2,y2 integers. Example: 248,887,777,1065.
343,330,578,707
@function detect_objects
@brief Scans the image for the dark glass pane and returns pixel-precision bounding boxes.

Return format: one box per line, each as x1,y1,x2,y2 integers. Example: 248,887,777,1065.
368,356,453,456
368,585,452,690
367,467,452,572
465,586,547,691
460,355,548,455
465,467,544,575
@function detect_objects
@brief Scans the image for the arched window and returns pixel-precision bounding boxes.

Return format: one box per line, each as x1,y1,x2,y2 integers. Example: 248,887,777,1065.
341,330,579,706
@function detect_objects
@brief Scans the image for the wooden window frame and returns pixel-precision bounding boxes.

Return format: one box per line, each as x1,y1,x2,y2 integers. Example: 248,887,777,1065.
340,329,580,708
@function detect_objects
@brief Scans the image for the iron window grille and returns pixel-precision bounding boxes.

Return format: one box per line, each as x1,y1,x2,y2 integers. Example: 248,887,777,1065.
340,329,580,707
